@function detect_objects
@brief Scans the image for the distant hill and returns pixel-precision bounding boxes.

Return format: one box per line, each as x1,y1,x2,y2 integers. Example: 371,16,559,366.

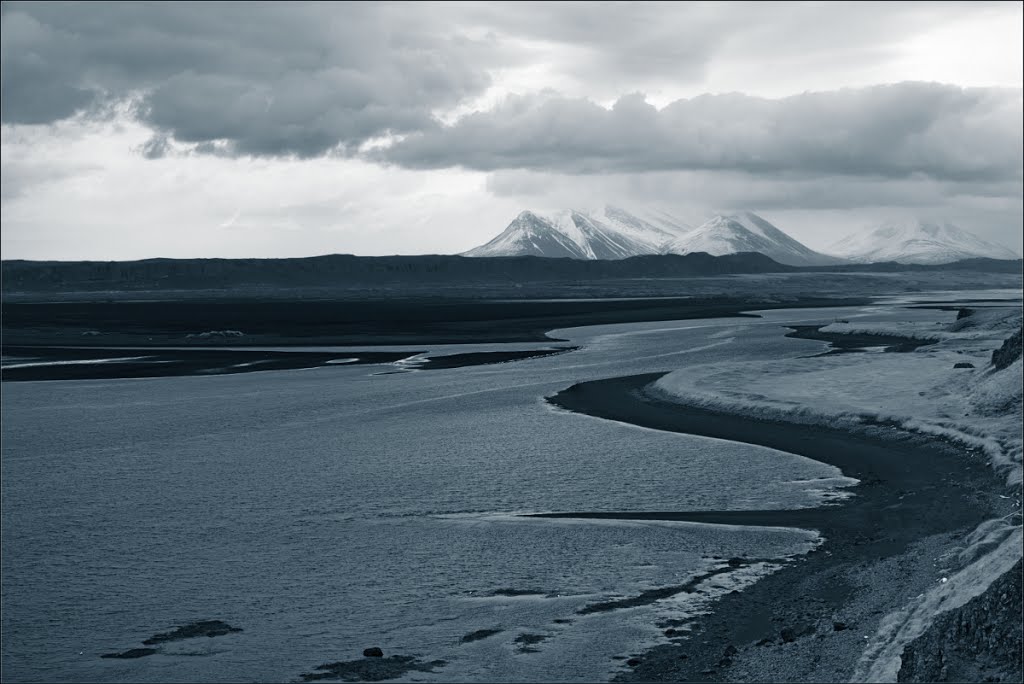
828,219,1020,264
2,253,1020,295
0,252,789,293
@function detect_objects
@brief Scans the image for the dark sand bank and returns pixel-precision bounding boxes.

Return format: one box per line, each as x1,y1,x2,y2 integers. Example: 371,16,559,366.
542,373,1014,682
0,346,413,382
784,325,937,354
414,347,575,370
299,654,447,682
1,296,867,348
0,345,576,382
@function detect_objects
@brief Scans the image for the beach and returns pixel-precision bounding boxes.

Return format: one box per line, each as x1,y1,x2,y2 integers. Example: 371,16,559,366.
547,372,1020,681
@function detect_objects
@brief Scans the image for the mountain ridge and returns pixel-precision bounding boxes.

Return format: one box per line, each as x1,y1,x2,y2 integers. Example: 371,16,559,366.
466,207,1019,267
829,219,1020,264
465,206,841,266
662,211,844,266
464,206,687,260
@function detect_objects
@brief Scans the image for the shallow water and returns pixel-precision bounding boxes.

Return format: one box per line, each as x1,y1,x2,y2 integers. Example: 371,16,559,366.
2,297,967,683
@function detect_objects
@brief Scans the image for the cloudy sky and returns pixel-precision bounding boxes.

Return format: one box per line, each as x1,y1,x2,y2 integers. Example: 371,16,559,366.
1,1,1021,260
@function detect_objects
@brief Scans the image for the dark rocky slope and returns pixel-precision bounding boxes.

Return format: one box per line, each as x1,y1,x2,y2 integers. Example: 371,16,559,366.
991,327,1023,370
898,560,1022,682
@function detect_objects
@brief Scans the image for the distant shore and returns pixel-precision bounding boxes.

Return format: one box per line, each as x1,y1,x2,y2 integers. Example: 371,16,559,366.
0,295,869,349
0,294,865,381
0,345,577,382
544,373,1017,682
14,292,954,383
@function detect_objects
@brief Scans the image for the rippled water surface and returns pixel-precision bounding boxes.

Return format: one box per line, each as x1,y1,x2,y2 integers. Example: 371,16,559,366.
3,303,892,682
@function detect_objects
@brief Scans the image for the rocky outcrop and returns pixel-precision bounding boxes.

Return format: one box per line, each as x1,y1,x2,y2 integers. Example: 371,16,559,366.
991,328,1023,371
300,655,445,682
100,648,158,659
897,560,1022,682
142,620,242,645
460,628,503,643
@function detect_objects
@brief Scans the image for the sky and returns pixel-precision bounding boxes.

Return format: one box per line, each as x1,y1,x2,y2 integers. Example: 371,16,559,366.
1,0,1022,260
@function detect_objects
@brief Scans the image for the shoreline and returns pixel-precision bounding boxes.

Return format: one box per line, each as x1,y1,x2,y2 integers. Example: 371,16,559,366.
0,345,578,382
0,295,866,349
0,294,864,381
544,372,1012,682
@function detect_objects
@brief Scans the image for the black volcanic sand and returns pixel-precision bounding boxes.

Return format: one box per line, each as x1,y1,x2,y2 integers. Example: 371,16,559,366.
541,373,1007,683
415,347,574,370
0,346,576,382
1,295,864,381
784,325,936,353
0,296,867,347
299,655,447,682
142,620,242,645
100,648,158,659
0,346,411,382
460,628,504,643
100,620,242,661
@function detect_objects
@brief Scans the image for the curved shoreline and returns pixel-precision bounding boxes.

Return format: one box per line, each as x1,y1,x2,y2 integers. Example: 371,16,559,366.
542,372,1002,682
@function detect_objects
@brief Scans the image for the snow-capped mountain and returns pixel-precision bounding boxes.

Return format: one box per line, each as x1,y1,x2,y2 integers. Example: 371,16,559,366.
662,211,845,267
463,206,690,259
827,220,1020,265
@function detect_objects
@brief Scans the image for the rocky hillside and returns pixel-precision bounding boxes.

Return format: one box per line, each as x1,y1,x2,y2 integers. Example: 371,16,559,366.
992,328,1023,371
897,560,1022,682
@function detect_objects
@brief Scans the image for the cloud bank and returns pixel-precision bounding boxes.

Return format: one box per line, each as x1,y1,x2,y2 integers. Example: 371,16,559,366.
4,1,1019,178
1,1,1020,259
1,2,496,156
379,85,1023,183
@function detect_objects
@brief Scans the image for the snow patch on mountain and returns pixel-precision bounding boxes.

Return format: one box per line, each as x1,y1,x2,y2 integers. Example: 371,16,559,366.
663,212,846,267
463,206,690,260
462,210,589,259
464,206,840,264
827,220,1020,265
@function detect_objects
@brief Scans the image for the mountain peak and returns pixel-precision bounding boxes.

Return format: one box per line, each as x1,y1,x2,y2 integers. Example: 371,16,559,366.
465,206,845,265
828,218,1018,264
463,206,691,260
663,211,844,267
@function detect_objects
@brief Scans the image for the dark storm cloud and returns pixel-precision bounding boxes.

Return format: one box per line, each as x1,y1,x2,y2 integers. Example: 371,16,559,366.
380,84,1023,183
1,0,1017,178
0,2,497,156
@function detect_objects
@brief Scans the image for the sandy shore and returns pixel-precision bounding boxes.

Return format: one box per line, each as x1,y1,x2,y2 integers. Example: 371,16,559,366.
543,372,1014,682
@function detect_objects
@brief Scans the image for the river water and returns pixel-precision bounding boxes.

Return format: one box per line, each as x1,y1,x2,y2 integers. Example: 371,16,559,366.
3,302,910,682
